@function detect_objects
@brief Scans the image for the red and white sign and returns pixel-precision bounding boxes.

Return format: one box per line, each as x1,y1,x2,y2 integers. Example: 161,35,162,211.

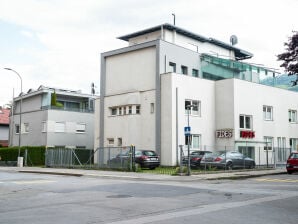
240,130,255,138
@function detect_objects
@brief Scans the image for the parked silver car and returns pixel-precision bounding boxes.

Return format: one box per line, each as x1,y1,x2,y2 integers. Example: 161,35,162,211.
200,151,255,170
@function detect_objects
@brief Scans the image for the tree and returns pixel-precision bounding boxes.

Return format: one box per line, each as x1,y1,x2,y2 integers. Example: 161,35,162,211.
277,31,298,85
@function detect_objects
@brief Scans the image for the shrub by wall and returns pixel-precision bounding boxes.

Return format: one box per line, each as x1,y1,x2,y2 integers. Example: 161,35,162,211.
0,146,46,166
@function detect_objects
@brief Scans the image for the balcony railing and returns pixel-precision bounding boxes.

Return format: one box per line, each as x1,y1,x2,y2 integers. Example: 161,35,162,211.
41,105,94,113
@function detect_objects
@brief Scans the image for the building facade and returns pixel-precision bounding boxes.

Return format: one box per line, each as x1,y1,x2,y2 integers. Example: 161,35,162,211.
0,107,10,147
97,24,298,166
10,86,96,149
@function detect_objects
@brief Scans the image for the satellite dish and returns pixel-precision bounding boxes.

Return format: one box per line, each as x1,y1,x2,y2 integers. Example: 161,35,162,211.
230,35,238,45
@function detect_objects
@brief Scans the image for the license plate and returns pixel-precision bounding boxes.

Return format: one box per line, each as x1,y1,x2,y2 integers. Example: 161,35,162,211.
294,166,298,168
150,158,157,161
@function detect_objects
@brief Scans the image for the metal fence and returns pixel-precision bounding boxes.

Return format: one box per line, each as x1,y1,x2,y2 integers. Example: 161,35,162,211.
179,145,293,172
45,146,136,171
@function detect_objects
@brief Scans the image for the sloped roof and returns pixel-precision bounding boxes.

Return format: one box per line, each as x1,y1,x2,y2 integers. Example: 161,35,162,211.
0,108,10,125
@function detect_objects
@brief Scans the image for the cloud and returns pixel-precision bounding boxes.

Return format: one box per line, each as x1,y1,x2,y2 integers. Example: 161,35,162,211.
0,0,297,106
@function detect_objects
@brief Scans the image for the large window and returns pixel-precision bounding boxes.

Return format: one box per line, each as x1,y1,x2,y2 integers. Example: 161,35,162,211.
185,100,201,116
24,123,29,133
55,122,65,133
192,69,199,77
289,109,297,122
169,62,176,72
185,134,201,149
181,65,188,75
263,106,273,121
15,124,20,134
290,138,298,151
239,115,252,129
76,123,86,133
264,136,273,150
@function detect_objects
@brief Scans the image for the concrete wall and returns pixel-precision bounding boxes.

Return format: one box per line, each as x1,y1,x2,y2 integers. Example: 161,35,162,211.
47,110,94,149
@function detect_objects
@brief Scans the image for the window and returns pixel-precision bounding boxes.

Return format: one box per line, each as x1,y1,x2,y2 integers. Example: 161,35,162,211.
111,108,117,116
107,138,114,146
24,123,29,133
150,103,154,113
123,107,127,115
263,106,273,121
128,106,132,114
76,123,86,133
42,121,47,132
264,136,273,150
185,134,201,149
169,62,176,72
55,122,65,132
118,138,122,147
119,107,122,115
181,65,188,75
289,110,297,122
136,105,140,114
290,138,298,151
239,115,252,129
15,124,20,134
192,69,199,77
185,100,201,116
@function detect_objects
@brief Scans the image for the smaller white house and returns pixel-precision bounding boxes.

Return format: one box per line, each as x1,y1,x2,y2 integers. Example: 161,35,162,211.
11,85,97,149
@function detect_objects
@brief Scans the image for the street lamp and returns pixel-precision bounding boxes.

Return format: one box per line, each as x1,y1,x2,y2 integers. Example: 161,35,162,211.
186,104,194,176
4,68,23,167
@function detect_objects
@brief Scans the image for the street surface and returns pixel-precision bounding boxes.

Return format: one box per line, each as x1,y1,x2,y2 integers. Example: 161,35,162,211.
0,171,297,224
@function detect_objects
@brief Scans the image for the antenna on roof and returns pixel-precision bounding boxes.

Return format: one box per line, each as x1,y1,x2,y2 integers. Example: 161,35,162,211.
230,35,238,45
172,13,176,25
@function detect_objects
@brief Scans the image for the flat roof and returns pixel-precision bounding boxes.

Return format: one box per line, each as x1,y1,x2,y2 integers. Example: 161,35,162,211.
118,23,253,60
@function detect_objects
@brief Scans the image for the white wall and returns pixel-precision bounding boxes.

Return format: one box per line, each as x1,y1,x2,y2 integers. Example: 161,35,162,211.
105,47,156,96
161,73,216,165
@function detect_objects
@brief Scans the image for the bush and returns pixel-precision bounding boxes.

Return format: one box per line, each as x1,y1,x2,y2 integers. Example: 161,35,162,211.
0,146,46,166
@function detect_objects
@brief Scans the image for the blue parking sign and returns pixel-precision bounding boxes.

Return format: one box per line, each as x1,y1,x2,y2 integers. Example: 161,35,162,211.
184,126,191,136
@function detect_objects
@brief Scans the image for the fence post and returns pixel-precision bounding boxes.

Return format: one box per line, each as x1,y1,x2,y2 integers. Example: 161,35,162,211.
179,145,183,174
24,149,28,167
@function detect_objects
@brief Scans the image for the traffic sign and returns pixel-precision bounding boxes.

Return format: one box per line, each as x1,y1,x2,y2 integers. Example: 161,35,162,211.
184,126,191,136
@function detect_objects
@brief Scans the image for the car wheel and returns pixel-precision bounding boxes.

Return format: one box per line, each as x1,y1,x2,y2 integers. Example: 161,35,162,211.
287,170,293,174
249,162,255,169
226,162,233,170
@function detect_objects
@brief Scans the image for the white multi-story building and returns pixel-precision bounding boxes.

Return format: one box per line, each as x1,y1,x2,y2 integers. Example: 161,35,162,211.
96,23,298,166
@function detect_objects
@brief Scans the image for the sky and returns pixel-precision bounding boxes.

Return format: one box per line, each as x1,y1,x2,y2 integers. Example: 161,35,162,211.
0,0,297,106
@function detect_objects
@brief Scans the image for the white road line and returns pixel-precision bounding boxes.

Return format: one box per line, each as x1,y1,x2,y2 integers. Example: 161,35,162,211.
12,180,56,185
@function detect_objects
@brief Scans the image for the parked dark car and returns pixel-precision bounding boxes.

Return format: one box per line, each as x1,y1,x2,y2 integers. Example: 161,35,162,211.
200,151,255,170
182,150,212,168
109,150,160,169
286,152,298,174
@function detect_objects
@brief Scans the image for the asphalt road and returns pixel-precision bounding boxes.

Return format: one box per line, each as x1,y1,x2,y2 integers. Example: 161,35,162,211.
0,171,297,224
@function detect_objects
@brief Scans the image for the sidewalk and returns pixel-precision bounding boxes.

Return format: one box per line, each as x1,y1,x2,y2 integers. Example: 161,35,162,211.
0,166,286,181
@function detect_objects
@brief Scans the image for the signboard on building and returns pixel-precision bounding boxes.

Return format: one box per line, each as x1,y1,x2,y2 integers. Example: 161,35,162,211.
240,130,255,138
216,129,233,138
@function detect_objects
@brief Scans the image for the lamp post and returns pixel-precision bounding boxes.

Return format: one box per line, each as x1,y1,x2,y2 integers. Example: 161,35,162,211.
186,104,194,176
4,68,23,167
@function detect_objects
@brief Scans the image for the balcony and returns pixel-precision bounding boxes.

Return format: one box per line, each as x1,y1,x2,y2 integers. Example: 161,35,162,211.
41,105,94,113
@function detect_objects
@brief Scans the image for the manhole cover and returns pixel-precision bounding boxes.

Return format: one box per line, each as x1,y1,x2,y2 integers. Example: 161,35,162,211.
107,194,132,198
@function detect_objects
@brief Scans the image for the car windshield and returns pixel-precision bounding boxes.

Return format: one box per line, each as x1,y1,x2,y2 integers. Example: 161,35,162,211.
289,153,298,159
142,151,157,156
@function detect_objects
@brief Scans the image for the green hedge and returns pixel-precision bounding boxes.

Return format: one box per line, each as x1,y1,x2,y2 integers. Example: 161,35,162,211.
0,146,46,166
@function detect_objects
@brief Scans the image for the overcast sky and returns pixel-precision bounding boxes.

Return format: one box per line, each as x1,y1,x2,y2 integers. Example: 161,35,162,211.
0,0,297,106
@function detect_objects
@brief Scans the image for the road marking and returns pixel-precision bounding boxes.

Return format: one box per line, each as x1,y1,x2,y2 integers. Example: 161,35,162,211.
107,193,296,224
12,180,56,185
255,178,298,183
